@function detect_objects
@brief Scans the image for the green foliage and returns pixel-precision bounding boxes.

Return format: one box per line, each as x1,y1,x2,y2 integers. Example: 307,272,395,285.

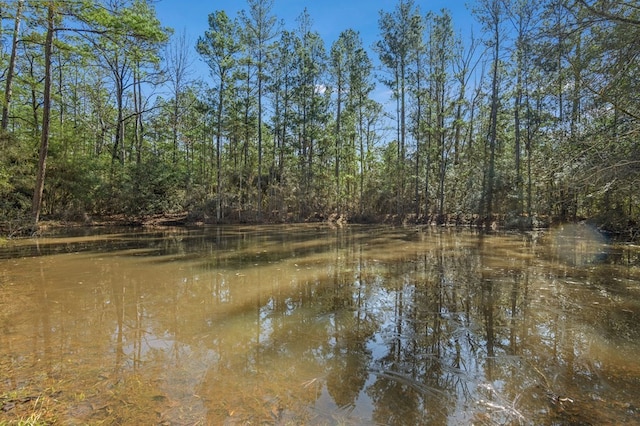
0,0,638,233
0,133,35,225
123,158,186,216
44,154,106,219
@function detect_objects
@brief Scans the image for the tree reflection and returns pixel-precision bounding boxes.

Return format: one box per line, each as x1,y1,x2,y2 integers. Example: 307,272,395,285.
1,226,639,424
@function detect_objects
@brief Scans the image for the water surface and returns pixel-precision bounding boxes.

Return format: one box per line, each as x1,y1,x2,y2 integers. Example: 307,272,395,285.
1,224,639,425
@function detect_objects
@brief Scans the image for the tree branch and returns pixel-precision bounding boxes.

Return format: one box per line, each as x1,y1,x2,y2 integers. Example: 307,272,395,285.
575,0,640,26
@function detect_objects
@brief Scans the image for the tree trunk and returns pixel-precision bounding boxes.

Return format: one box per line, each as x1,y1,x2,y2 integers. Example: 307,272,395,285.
216,78,224,221
514,62,523,216
485,8,500,230
257,56,263,219
335,71,342,213
32,1,55,224
1,0,24,131
134,64,145,165
113,75,124,164
399,60,406,216
358,93,365,215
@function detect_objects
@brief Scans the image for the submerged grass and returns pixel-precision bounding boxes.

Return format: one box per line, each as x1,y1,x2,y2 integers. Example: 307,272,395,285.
0,392,53,426
0,413,45,426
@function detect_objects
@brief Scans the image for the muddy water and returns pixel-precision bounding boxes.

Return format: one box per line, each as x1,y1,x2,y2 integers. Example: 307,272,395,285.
0,224,639,425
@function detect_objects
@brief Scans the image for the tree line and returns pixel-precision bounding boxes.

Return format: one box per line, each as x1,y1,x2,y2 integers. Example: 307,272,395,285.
0,0,638,235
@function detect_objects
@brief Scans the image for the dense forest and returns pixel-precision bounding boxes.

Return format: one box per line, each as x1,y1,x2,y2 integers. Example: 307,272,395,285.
0,0,638,236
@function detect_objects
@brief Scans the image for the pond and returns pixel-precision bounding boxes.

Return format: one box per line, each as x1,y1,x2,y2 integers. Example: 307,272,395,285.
0,224,639,425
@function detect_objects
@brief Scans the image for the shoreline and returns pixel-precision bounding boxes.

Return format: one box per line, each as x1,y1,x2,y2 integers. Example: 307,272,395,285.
3,211,637,243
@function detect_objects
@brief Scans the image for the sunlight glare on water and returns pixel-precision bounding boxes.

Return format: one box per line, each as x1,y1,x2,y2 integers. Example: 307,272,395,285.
548,223,609,266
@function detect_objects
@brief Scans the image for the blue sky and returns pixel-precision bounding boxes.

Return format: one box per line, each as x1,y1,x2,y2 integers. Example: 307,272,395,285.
154,0,478,84
155,1,476,45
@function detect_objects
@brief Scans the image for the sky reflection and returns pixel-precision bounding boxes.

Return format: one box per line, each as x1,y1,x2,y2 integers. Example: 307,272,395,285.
0,225,639,424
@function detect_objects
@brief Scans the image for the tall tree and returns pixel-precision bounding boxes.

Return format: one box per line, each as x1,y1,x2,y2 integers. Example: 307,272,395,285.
507,0,538,218
291,9,328,216
331,29,374,213
165,30,193,163
330,31,348,212
408,13,427,218
376,0,423,216
449,29,480,216
330,29,358,212
571,0,640,227
351,47,376,215
81,0,169,165
239,0,279,219
268,29,297,214
429,10,455,223
31,0,55,224
475,0,508,228
197,11,241,221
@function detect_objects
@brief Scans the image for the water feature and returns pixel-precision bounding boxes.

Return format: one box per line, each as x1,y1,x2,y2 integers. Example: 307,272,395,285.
1,224,639,424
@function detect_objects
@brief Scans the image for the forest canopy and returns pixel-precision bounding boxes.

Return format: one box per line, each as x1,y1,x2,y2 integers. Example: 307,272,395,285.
0,0,638,236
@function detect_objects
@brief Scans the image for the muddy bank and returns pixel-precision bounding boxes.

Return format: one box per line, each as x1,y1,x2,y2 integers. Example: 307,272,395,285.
2,211,638,242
